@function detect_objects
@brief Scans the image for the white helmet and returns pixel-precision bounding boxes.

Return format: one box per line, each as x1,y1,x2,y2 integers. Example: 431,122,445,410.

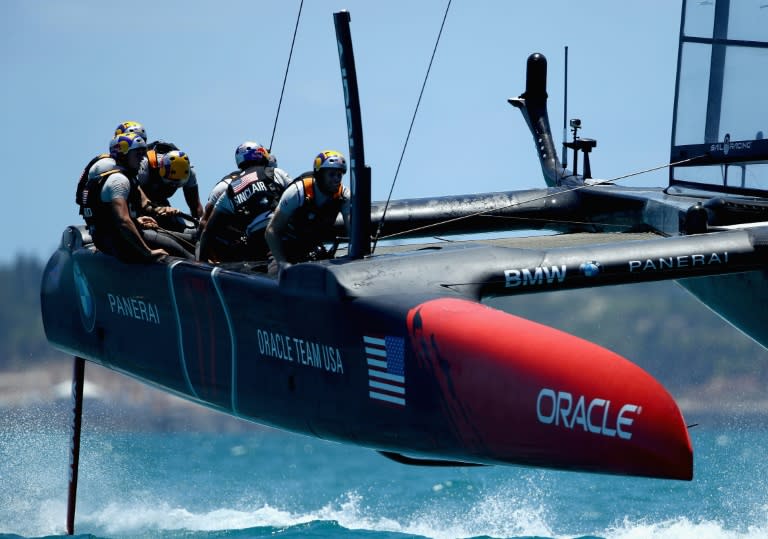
235,141,270,169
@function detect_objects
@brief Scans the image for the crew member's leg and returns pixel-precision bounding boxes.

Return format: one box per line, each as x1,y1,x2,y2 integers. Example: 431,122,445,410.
141,229,195,260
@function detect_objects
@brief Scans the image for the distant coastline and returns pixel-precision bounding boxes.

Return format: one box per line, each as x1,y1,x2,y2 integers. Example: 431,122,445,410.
3,358,766,432
0,359,266,433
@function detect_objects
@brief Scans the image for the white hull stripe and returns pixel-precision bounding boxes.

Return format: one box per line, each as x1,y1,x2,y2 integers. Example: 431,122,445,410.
369,380,406,394
369,391,406,406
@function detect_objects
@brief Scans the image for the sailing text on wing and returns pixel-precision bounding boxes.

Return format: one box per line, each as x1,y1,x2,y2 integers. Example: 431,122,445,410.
504,265,567,287
628,252,728,273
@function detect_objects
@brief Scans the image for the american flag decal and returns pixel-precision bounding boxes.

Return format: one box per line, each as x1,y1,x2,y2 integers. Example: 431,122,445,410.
364,335,406,406
232,178,252,194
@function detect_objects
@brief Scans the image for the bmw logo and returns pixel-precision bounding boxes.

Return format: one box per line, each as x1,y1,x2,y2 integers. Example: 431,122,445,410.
580,261,601,277
73,260,95,333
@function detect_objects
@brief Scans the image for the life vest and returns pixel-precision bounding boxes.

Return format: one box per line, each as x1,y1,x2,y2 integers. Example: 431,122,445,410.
76,157,126,224
78,162,145,259
75,154,110,216
81,168,141,227
282,175,346,262
292,175,345,231
76,140,180,212
141,149,178,203
147,140,179,153
225,166,284,222
205,166,285,262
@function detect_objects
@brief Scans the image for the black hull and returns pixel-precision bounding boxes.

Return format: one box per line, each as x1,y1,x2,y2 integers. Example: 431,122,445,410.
40,226,694,479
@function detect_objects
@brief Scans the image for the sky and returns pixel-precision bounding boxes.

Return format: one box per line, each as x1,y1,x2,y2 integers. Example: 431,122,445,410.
0,0,685,264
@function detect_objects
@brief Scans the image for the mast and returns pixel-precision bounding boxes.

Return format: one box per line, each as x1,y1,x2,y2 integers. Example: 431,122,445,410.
704,0,729,144
334,10,371,259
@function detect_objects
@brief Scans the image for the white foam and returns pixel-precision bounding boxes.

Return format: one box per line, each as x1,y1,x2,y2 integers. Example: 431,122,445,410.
3,424,767,539
83,500,313,534
7,491,768,539
604,515,768,539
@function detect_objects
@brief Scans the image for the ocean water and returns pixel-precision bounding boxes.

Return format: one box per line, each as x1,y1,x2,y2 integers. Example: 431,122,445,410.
1,405,767,539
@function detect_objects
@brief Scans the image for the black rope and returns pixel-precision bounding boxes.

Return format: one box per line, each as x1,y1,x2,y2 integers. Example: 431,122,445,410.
269,0,304,152
371,0,452,254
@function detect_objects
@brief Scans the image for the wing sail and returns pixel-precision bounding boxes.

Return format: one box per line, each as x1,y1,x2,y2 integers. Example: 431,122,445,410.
332,226,768,300
670,0,768,195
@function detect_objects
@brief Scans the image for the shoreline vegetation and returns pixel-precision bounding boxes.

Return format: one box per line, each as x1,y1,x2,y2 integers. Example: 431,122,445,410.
1,358,766,432
3,256,767,431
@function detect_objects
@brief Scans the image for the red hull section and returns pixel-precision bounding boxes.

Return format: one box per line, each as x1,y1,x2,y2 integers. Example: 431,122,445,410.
407,297,693,480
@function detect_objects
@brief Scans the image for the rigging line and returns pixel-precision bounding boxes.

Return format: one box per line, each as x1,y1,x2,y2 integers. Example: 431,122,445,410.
370,0,452,255
269,0,304,152
377,154,702,241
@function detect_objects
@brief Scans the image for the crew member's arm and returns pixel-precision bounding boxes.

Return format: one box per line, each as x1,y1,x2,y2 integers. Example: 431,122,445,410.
265,182,300,264
199,191,238,262
199,178,231,231
137,184,154,215
183,184,204,219
264,205,291,264
133,185,178,229
197,208,221,263
199,202,214,232
110,197,167,260
339,196,352,238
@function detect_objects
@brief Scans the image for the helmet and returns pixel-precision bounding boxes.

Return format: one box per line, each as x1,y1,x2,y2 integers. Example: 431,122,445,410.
235,141,270,168
313,150,347,173
114,121,147,141
109,132,147,159
159,150,191,186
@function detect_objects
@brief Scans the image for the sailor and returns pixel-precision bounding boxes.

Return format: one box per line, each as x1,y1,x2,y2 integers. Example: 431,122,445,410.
116,121,204,222
199,151,286,231
265,150,350,275
77,133,169,262
136,149,200,243
198,141,291,263
74,120,148,189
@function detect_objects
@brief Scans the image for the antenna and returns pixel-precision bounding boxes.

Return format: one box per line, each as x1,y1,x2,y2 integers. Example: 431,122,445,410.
562,46,568,171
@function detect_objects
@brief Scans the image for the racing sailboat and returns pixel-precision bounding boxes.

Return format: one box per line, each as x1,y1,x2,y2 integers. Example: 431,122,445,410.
40,0,768,532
